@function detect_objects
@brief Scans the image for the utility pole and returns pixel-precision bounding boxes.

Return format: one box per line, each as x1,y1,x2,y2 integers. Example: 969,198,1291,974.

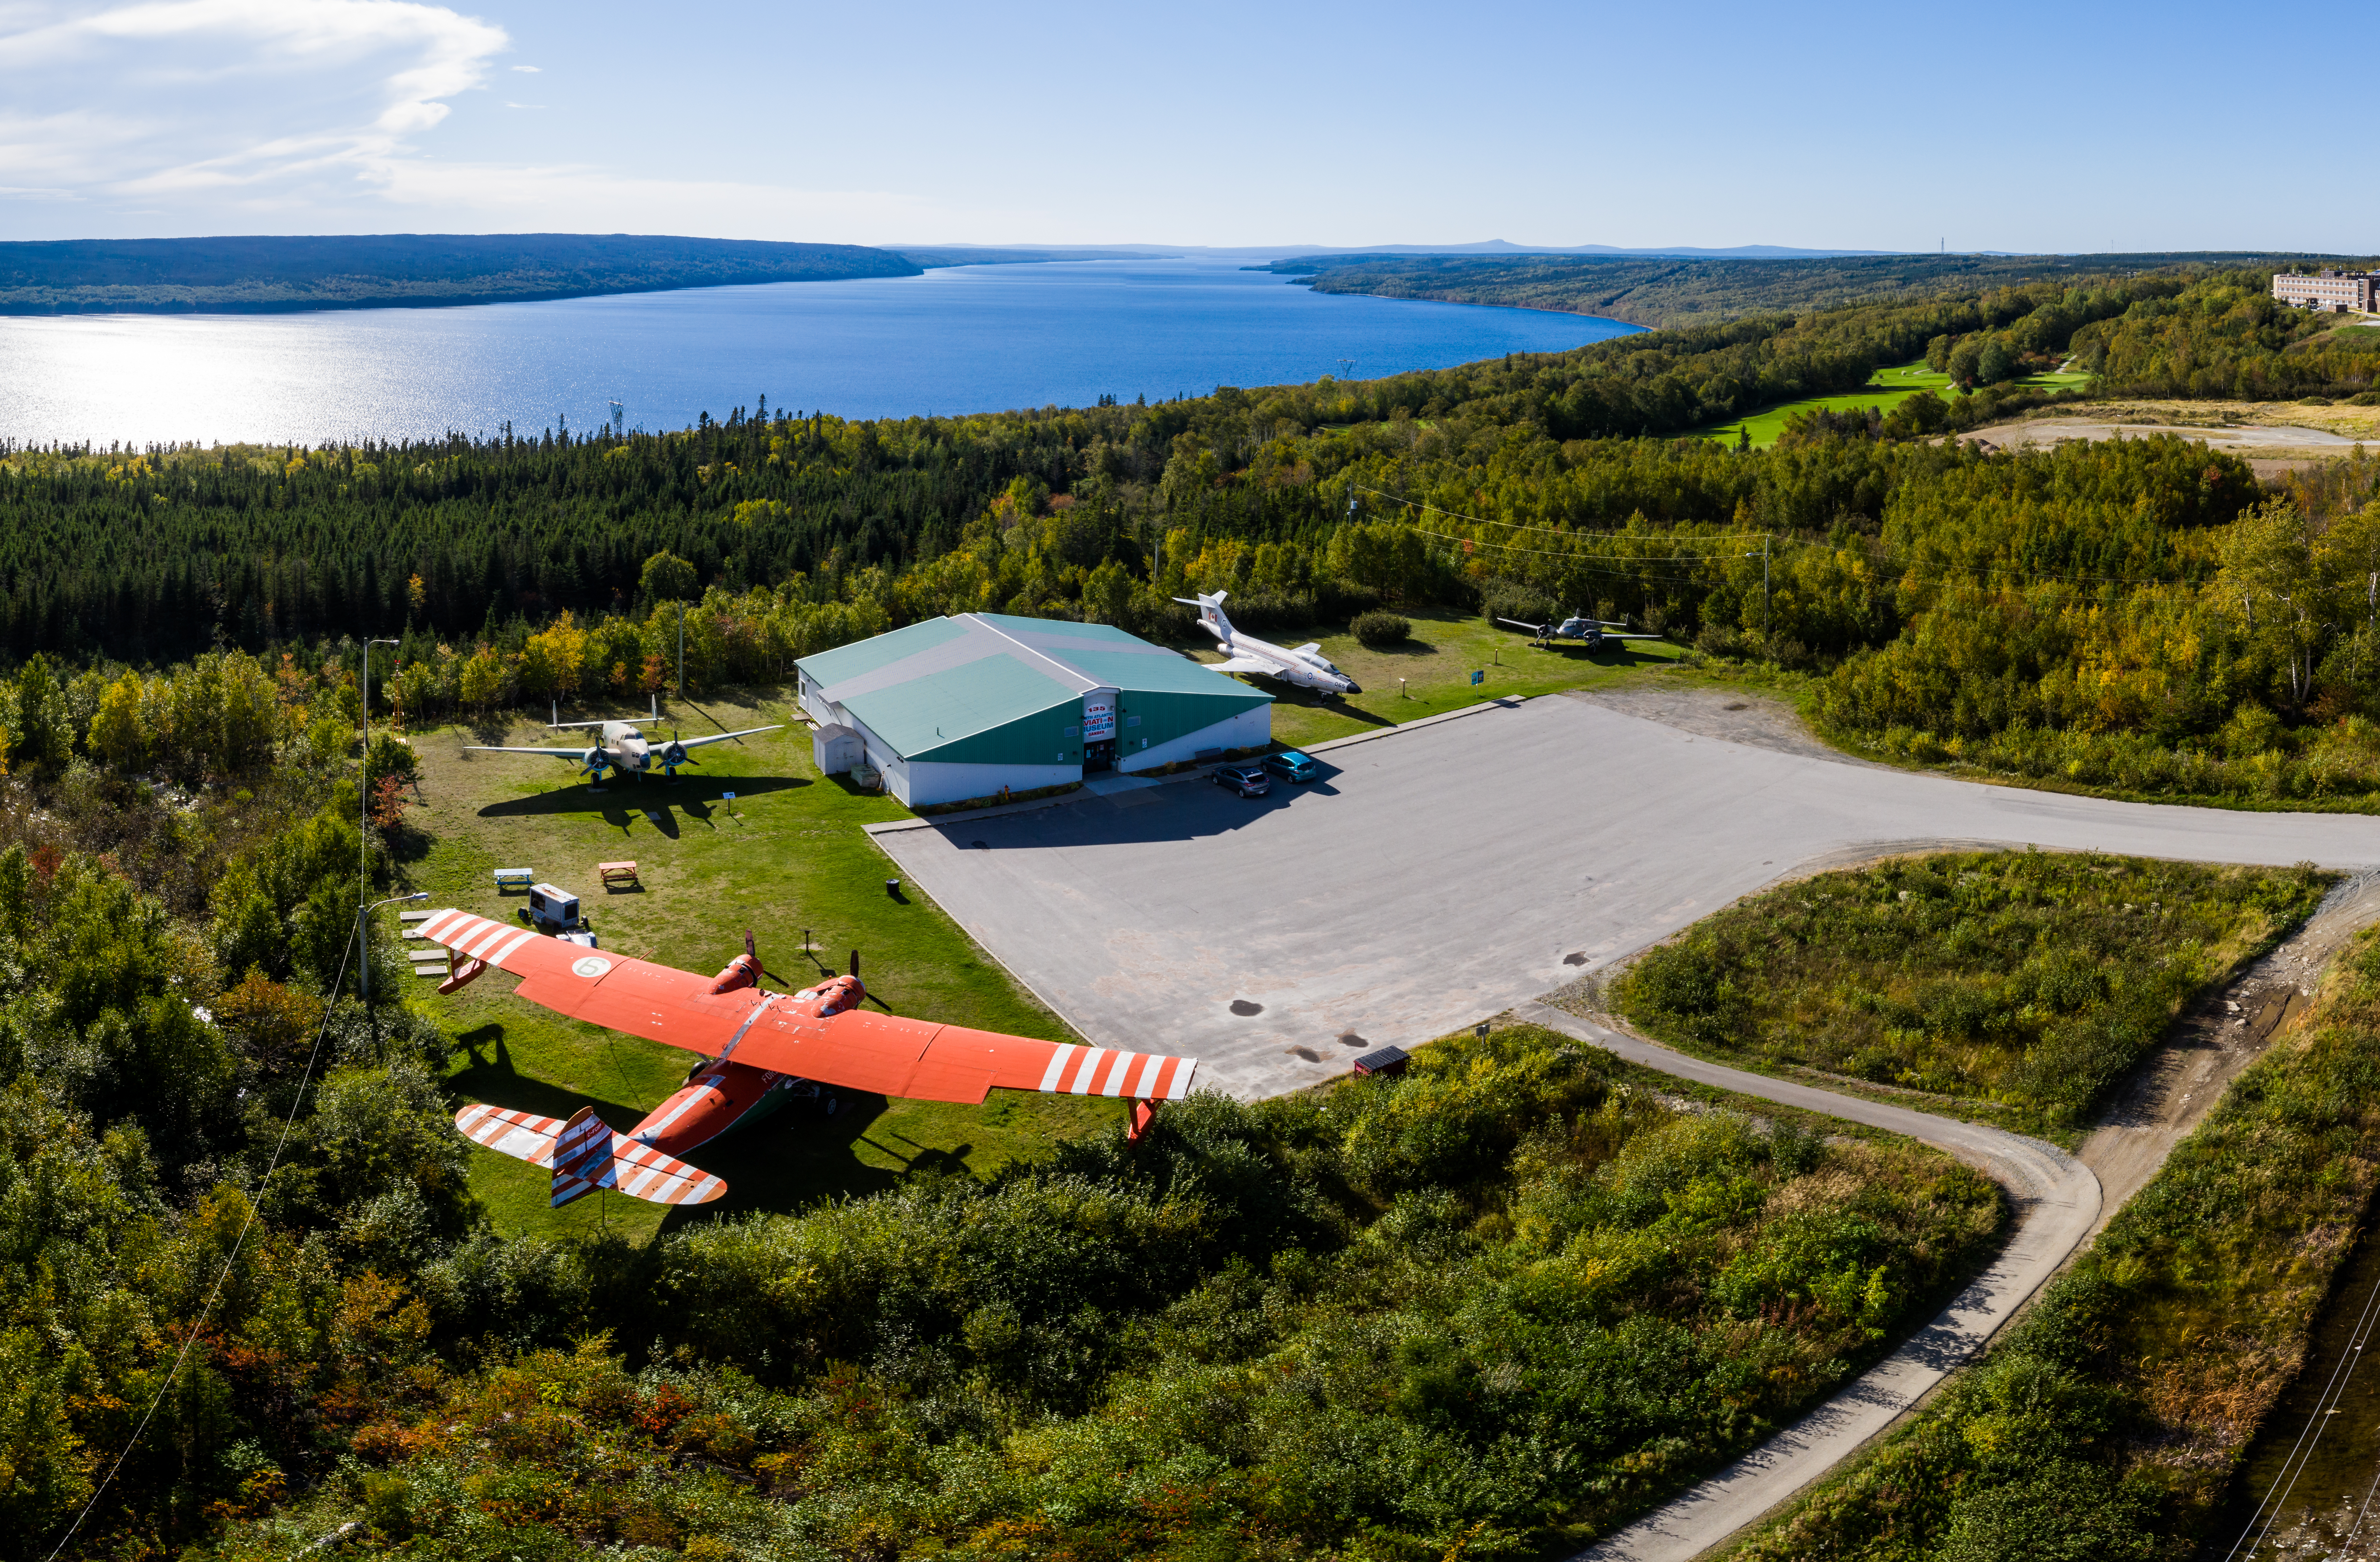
676,603,686,701
357,633,400,952
1762,536,1771,636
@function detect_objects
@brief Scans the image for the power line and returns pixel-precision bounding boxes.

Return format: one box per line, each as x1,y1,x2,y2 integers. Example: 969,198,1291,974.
1401,519,1762,563
1352,485,1773,542
2223,1251,2380,1561
41,938,359,1562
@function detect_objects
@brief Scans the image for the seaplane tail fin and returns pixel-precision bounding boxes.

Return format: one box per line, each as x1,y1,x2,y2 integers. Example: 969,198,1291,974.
453,1102,725,1209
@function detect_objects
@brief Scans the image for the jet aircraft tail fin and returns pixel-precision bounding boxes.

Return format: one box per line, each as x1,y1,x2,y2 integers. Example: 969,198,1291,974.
1170,590,1235,643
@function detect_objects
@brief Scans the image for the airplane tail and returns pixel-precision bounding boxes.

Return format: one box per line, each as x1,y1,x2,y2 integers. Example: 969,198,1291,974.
1170,589,1234,643
453,1102,726,1208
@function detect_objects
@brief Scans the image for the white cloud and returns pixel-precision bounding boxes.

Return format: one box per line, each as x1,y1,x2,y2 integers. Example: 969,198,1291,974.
508,62,535,71
0,1,1039,242
0,0,508,222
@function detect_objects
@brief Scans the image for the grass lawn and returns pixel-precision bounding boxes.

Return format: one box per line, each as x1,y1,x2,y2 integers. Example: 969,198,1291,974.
1189,607,1688,750
399,688,1118,1245
1697,359,2092,450
404,627,1697,1242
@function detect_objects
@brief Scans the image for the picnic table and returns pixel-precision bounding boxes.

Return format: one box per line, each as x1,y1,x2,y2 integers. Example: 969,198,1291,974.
598,860,640,889
493,867,533,891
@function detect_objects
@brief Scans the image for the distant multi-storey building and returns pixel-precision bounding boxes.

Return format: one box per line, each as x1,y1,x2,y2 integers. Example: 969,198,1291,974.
2273,270,2375,312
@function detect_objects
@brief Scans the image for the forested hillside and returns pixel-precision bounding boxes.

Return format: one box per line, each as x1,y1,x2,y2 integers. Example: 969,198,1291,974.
6,264,2380,805
0,235,920,316
1266,250,2337,330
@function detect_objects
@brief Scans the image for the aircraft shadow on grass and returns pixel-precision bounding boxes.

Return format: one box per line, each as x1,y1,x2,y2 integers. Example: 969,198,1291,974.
446,1023,649,1130
447,1022,951,1231
475,774,807,820
1515,641,1673,668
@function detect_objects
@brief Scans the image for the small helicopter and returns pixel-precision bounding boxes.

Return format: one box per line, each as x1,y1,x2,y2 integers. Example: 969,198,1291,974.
469,695,781,788
1494,613,1665,651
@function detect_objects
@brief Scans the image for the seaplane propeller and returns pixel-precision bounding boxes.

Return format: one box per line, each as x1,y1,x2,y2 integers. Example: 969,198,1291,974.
657,730,699,780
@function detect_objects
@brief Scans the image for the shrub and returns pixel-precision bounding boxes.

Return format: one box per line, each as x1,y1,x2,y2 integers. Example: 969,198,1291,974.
1479,579,1560,628
1351,611,1411,648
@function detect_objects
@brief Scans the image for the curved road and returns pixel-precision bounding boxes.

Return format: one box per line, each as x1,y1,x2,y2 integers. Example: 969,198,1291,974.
873,693,2380,1101
871,689,2380,1559
1520,1002,2100,1562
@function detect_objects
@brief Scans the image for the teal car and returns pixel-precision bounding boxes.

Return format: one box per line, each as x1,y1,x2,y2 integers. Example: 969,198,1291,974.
1263,749,1320,782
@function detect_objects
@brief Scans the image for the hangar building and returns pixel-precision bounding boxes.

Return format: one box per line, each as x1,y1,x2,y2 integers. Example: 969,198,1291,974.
796,613,1272,807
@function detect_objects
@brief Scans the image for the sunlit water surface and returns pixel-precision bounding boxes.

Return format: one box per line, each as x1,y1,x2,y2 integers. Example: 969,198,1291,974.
0,258,1637,447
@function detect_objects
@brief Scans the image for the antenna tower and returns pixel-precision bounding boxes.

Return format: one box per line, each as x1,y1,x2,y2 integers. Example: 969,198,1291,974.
609,400,625,438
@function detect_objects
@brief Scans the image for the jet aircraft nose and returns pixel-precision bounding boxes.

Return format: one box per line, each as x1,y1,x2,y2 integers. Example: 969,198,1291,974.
1342,680,1362,694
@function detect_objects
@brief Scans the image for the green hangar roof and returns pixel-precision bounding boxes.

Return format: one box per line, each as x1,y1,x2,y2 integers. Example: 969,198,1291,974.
796,613,1270,764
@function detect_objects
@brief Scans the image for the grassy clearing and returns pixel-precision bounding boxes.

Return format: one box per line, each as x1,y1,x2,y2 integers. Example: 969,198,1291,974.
408,631,1697,1242
1697,359,2092,450
1726,926,2380,1562
400,688,1115,1245
1194,607,1687,750
1612,851,2330,1140
222,1022,2003,1562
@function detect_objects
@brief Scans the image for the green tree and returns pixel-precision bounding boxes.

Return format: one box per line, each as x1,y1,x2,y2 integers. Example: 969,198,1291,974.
639,551,699,604
12,657,72,776
2217,499,2334,711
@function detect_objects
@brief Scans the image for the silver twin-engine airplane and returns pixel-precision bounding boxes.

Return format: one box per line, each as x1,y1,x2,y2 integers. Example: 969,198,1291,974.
469,697,782,786
1175,590,1362,698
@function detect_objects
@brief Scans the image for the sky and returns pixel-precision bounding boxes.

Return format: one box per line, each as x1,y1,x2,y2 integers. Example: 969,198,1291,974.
0,0,2360,254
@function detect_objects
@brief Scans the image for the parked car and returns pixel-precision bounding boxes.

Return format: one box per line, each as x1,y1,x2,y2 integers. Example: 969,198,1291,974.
1212,762,1271,798
1263,749,1319,782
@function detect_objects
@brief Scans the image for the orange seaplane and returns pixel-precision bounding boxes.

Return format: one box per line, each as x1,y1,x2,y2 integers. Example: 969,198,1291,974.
416,910,1197,1209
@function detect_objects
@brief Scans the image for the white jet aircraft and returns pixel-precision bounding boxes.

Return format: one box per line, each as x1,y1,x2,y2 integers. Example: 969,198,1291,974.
469,697,781,788
1174,590,1362,698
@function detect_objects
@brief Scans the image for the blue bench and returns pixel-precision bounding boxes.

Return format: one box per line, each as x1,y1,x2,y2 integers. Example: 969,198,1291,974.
492,868,533,891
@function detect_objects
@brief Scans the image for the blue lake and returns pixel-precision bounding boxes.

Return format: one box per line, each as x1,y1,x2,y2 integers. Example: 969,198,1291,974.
0,259,1636,447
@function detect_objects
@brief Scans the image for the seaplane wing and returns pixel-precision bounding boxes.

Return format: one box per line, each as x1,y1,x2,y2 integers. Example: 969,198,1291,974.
668,724,784,750
1493,617,1548,634
413,909,1198,1105
1210,656,1276,675
465,745,599,758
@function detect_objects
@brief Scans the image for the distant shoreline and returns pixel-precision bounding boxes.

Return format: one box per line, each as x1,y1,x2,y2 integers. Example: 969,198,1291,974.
0,232,932,319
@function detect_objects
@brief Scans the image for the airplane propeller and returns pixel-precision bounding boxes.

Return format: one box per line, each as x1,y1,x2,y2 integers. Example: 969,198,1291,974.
657,729,699,780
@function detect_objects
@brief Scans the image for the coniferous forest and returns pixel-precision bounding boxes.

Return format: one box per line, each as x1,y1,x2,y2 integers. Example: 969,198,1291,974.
4,256,2380,1562
3,265,2379,804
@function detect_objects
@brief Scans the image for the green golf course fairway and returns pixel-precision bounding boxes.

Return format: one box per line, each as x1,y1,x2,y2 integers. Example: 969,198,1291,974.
1698,359,2092,449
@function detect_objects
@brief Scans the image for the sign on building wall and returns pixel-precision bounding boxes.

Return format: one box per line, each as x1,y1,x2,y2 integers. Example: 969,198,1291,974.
1082,690,1117,742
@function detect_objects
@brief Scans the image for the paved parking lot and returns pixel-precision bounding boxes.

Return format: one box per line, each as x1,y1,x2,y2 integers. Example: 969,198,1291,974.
871,694,2380,1099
